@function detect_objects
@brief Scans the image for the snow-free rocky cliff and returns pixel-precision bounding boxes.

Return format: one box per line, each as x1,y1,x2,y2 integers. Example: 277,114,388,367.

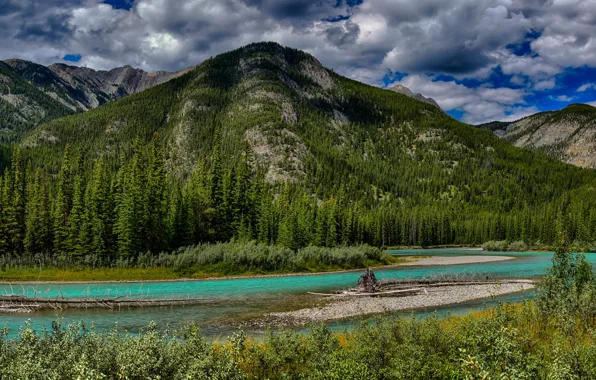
478,104,596,168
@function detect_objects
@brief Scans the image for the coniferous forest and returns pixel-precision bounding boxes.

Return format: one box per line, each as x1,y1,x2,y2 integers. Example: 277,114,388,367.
1,43,596,267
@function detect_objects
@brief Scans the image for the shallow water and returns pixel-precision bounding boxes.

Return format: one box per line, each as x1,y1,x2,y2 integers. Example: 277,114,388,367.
0,249,593,338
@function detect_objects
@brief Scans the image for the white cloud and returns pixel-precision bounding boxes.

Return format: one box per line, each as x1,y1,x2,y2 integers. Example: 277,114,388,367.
534,78,556,91
393,74,530,124
578,83,596,92
553,95,574,102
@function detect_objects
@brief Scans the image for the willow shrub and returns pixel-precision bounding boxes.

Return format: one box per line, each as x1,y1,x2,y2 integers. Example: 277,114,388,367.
0,242,389,276
149,241,388,274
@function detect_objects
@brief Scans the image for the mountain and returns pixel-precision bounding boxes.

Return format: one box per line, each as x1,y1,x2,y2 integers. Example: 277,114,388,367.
0,60,75,142
0,58,190,142
2,42,596,257
388,84,442,110
19,43,593,199
47,63,193,109
479,104,596,168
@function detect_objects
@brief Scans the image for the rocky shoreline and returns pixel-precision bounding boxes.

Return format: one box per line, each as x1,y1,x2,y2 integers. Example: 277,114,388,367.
243,281,535,327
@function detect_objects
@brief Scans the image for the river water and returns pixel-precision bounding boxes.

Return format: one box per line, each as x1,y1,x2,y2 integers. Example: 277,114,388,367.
0,249,594,338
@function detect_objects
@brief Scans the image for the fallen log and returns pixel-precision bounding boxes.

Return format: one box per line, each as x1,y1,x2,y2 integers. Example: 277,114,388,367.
309,288,426,297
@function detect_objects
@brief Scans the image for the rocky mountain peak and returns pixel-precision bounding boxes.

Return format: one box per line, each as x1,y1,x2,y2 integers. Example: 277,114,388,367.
388,83,442,111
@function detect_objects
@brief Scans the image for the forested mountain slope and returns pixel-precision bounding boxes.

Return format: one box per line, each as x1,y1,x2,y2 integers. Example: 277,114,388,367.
1,42,596,261
479,104,596,168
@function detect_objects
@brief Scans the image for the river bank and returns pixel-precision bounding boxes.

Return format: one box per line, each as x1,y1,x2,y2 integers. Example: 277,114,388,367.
258,280,535,326
0,254,514,284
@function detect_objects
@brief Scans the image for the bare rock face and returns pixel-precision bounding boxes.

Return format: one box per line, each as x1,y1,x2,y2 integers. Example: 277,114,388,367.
479,104,596,169
48,63,193,109
357,268,378,293
388,84,442,111
0,57,193,136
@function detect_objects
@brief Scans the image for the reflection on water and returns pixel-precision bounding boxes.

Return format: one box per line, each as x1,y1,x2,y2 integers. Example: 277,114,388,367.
0,249,592,338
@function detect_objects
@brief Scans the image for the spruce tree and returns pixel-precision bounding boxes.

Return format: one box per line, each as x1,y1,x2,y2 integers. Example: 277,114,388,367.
6,148,25,253
53,145,74,255
0,171,10,254
146,132,168,252
24,169,51,254
68,168,86,257
186,157,214,243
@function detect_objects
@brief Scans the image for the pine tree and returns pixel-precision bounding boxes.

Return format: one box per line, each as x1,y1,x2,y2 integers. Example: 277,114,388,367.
210,127,224,240
24,169,51,254
0,171,11,254
326,197,338,248
186,156,214,243
53,145,74,255
66,157,86,256
87,157,110,259
6,148,25,253
169,187,192,247
146,132,168,252
116,150,147,258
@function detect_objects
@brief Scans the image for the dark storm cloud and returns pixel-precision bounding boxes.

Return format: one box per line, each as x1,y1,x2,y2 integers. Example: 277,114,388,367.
13,12,73,43
324,20,359,46
241,0,337,22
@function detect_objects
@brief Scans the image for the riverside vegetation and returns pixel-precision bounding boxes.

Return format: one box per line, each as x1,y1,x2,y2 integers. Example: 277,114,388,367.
0,243,593,379
0,242,397,281
1,43,596,279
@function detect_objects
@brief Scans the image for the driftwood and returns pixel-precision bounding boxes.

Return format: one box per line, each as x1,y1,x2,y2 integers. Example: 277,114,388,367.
308,288,426,298
357,268,378,292
307,269,534,298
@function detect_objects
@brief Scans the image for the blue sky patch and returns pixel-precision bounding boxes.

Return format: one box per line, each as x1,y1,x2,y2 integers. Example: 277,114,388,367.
334,0,364,7
381,71,408,87
506,30,541,57
63,54,81,62
323,15,351,22
103,0,134,10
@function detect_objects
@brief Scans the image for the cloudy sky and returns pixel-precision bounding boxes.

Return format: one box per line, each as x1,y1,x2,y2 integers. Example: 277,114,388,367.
2,0,596,124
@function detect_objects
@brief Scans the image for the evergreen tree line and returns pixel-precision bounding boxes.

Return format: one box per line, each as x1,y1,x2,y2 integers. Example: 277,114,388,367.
1,132,595,265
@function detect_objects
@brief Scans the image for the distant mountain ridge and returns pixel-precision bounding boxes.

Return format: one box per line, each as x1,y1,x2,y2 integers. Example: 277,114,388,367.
0,58,191,141
47,63,193,109
388,84,442,110
478,104,596,168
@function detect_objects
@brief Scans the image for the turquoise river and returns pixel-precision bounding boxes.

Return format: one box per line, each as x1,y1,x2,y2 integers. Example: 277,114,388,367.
0,249,594,338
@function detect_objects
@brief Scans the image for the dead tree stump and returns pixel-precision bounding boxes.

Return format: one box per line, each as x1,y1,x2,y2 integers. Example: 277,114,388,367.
357,268,378,293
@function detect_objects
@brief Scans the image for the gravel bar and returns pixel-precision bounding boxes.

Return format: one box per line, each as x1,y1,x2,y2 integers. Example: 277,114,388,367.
266,282,534,325
401,255,514,266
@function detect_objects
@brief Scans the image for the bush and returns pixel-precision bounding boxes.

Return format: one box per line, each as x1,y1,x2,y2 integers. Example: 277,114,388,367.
0,304,593,379
482,240,508,251
507,240,528,251
535,243,596,330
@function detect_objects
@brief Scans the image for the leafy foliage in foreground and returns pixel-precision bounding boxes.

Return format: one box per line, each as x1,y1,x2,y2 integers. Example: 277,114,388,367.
0,245,594,379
